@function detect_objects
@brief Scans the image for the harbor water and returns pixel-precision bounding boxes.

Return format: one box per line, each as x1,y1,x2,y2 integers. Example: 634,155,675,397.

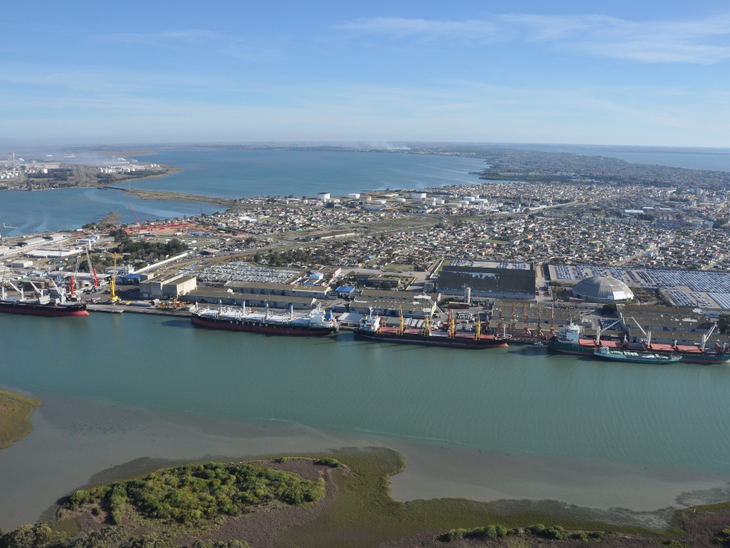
1,313,730,529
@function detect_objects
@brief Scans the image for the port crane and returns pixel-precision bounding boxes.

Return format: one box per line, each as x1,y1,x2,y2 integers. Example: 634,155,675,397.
628,316,652,347
108,253,119,303
595,319,621,345
701,323,717,352
85,246,98,288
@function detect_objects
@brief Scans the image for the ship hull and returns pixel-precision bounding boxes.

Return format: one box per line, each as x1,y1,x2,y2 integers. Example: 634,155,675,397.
0,302,89,317
594,352,681,364
353,329,509,349
191,314,338,336
546,340,595,355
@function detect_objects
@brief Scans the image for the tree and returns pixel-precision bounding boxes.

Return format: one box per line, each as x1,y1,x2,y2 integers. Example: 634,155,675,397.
719,314,730,334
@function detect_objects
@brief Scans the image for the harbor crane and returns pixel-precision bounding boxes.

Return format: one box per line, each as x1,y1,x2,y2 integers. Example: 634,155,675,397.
108,253,119,303
129,203,141,225
595,319,621,345
628,316,652,347
85,246,98,288
701,323,717,352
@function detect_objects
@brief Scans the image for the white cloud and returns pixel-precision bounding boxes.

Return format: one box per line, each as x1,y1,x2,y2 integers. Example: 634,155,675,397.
333,18,499,42
93,29,223,45
335,13,730,64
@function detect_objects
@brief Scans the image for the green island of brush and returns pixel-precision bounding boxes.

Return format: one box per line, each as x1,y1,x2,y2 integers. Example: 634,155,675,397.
0,389,42,450
2,448,730,547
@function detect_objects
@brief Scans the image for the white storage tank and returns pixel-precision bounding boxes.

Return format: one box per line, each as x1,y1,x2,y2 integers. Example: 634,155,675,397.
316,192,331,201
412,192,427,200
348,193,361,199
396,198,406,203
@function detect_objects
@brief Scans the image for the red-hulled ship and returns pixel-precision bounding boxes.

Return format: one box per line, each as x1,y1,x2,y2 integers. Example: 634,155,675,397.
0,280,89,317
353,309,509,349
191,302,339,336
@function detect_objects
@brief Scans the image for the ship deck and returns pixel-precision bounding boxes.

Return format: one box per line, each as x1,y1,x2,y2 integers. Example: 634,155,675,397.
377,326,501,340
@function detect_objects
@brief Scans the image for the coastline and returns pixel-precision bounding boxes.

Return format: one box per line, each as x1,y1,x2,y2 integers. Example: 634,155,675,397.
0,388,42,450
0,391,726,532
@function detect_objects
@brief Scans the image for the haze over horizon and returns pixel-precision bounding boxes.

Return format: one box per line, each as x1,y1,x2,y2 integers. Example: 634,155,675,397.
4,0,730,148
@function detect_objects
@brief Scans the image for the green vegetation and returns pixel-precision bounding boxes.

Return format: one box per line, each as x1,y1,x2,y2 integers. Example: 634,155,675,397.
0,448,722,548
716,528,730,547
276,448,682,548
0,524,251,548
0,389,42,450
437,523,617,543
313,457,342,468
65,462,324,526
719,314,730,334
111,230,188,262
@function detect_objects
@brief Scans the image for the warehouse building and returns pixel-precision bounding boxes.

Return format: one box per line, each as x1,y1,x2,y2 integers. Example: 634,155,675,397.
186,287,316,310
437,260,536,300
139,274,197,299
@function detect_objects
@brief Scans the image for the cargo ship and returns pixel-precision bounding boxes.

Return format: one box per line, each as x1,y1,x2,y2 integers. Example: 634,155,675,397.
353,309,509,349
548,323,730,365
0,279,88,317
191,302,339,336
593,346,681,364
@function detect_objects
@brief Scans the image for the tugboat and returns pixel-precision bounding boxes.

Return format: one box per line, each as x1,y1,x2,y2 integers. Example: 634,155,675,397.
353,308,508,349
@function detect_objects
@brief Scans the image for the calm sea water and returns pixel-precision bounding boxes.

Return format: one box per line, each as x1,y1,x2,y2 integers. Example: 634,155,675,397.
128,150,488,198
1,313,730,527
0,188,221,237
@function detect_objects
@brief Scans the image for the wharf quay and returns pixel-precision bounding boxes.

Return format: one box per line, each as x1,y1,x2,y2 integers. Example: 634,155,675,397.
87,304,192,317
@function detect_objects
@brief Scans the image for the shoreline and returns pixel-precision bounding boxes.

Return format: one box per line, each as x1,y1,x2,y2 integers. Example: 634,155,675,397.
0,390,726,532
0,388,42,450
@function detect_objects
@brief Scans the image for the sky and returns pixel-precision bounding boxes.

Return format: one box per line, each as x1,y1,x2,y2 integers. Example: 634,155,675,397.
3,0,730,147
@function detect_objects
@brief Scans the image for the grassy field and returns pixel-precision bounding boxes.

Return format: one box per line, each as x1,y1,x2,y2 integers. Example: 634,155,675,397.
0,389,42,450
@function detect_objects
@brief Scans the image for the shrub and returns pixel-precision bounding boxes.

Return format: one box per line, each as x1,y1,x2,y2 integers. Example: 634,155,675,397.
274,457,288,464
314,458,342,468
63,462,324,525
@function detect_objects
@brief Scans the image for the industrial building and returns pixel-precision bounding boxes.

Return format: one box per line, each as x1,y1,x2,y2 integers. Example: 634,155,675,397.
139,274,198,299
437,260,536,300
571,276,634,303
186,288,316,310
223,281,331,299
349,296,437,319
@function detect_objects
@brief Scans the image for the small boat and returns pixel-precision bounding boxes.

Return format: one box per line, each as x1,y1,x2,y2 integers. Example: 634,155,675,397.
594,346,681,364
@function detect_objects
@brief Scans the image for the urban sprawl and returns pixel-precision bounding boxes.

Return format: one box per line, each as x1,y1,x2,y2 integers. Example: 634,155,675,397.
1,147,730,347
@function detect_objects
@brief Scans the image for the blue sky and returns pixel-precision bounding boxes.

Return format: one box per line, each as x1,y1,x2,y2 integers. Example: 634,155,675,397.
3,1,730,147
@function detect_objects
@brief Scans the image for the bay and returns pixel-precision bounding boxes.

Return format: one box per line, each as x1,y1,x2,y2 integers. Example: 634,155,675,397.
0,313,729,528
0,188,221,237
128,150,488,198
